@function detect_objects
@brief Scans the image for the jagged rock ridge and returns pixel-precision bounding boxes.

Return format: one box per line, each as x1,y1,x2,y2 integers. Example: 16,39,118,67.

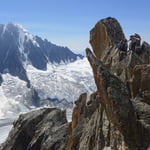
67,17,150,150
1,17,150,150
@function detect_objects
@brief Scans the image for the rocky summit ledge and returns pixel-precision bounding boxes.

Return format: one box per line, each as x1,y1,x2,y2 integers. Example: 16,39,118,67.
1,17,150,150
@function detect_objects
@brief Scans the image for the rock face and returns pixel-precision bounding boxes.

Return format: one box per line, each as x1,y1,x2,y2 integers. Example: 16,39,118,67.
67,17,150,150
1,17,150,150
0,108,69,150
131,64,150,104
90,17,125,60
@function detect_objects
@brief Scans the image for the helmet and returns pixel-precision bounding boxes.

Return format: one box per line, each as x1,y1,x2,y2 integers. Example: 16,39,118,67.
130,35,134,40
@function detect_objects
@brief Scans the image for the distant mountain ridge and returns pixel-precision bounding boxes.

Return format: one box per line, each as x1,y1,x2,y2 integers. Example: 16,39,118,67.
0,24,96,142
0,23,83,84
0,23,95,118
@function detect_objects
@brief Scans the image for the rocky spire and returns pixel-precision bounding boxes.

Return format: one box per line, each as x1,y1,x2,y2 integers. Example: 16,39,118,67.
90,17,125,60
67,17,150,150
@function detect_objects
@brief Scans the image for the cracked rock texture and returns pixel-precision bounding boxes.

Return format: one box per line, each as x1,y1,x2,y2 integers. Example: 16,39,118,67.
0,108,69,150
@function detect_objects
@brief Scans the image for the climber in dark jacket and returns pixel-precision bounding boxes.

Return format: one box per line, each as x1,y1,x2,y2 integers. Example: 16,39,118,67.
118,38,128,52
129,35,136,51
117,38,128,61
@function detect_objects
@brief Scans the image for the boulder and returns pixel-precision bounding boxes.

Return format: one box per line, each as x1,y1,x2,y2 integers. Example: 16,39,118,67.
0,108,69,150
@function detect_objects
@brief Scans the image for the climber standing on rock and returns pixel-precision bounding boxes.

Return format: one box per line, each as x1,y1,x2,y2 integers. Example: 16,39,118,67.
129,33,141,52
118,38,128,52
117,38,128,61
129,35,136,51
134,33,141,46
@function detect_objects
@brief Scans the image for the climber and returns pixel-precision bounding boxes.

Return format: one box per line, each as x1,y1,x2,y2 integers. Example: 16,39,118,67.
134,33,141,46
129,33,141,51
118,38,128,52
117,38,128,61
129,35,136,51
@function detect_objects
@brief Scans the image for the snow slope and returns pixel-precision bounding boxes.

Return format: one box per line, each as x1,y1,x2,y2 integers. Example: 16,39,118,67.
0,57,96,144
27,57,96,103
0,57,96,118
0,75,32,144
0,74,31,119
0,23,96,144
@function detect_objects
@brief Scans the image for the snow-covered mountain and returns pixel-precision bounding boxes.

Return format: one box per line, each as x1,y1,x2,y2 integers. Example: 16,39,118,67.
0,23,96,115
0,24,96,143
0,58,96,143
0,58,96,117
0,23,83,84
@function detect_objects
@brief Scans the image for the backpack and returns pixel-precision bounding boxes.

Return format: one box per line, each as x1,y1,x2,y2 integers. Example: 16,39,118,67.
118,40,127,52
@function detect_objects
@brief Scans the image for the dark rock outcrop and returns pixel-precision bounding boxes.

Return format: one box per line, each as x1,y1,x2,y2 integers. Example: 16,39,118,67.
0,108,69,150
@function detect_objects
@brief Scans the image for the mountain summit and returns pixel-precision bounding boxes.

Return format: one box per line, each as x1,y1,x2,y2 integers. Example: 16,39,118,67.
0,23,83,83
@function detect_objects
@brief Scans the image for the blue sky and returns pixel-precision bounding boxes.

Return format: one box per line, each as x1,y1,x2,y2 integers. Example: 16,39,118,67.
0,0,150,53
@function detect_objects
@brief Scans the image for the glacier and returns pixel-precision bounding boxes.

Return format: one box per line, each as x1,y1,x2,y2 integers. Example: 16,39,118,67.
0,23,96,144
0,57,96,144
26,57,95,102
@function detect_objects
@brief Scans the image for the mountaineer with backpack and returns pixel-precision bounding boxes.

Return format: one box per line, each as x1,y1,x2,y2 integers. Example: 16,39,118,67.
129,33,141,52
117,38,128,61
129,35,136,51
118,38,128,52
134,33,141,46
